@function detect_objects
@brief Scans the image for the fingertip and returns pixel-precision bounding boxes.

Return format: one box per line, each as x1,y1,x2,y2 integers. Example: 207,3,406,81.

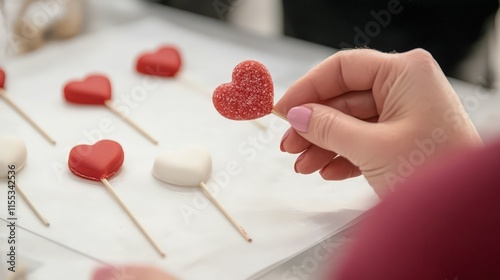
273,104,285,117
320,157,361,180
92,266,115,280
281,129,311,154
280,128,292,152
294,152,306,173
273,98,288,117
294,146,338,174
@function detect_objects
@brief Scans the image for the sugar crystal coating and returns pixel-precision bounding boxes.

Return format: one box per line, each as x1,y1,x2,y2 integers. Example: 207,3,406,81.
213,60,274,120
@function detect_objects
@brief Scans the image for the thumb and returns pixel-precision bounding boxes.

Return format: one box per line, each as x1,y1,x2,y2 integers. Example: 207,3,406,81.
287,104,375,160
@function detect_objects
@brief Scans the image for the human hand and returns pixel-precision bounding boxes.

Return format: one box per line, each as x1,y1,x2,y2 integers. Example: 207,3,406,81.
275,49,482,197
92,266,177,280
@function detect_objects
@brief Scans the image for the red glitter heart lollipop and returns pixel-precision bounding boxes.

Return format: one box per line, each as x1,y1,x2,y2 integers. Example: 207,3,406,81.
0,68,6,89
68,140,124,181
213,60,274,120
136,46,182,77
64,74,112,105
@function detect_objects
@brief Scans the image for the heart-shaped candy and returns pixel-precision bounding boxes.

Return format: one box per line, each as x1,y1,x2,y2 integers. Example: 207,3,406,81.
0,68,6,89
136,46,182,77
213,60,274,120
68,140,124,181
64,75,112,105
0,135,27,177
153,145,212,187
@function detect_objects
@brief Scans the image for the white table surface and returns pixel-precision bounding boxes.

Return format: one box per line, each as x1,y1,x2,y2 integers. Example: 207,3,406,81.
0,2,499,280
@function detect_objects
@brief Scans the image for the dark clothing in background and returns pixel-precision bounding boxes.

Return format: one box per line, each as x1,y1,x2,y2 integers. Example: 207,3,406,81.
151,0,498,78
335,140,500,279
147,0,237,20
283,0,499,77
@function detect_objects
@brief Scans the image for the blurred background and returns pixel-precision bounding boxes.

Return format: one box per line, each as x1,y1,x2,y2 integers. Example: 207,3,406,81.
0,0,499,88
154,0,500,88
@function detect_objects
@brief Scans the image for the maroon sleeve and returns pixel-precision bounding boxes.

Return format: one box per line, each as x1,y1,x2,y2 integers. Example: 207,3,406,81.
333,140,500,280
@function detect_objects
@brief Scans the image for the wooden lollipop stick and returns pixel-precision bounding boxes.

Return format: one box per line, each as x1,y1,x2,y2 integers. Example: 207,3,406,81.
251,119,267,131
101,178,166,258
177,72,213,98
271,108,287,121
199,182,252,242
0,90,56,145
104,100,158,145
16,184,50,227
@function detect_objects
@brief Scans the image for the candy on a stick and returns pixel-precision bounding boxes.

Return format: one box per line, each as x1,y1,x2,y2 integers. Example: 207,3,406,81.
136,46,267,129
136,45,202,91
136,46,182,77
213,60,286,121
68,140,165,257
0,68,56,145
152,145,252,242
63,74,158,144
0,135,50,226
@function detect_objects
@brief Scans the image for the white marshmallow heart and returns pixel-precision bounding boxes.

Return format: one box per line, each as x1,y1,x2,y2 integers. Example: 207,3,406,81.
0,135,27,177
153,145,212,187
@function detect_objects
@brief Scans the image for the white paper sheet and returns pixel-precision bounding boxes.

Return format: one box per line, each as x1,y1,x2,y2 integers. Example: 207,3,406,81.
0,18,378,279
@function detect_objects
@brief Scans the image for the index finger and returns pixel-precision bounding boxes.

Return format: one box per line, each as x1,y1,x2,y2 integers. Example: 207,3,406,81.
275,49,392,115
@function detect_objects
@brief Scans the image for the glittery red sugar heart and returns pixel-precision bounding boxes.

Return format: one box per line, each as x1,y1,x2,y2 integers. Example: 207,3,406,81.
68,140,124,181
0,68,6,89
64,75,112,105
136,46,182,77
213,60,274,120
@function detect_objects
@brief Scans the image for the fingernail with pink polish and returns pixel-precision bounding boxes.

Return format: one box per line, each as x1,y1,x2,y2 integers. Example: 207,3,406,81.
280,129,292,152
287,107,312,133
294,153,306,173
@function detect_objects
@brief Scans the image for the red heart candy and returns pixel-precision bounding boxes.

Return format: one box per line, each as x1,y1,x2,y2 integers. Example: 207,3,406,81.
213,60,274,120
0,68,6,89
136,46,182,77
64,75,112,105
68,140,124,181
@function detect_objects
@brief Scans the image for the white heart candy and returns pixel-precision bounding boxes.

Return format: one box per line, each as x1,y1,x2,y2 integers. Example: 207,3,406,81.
153,145,212,187
0,135,27,177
